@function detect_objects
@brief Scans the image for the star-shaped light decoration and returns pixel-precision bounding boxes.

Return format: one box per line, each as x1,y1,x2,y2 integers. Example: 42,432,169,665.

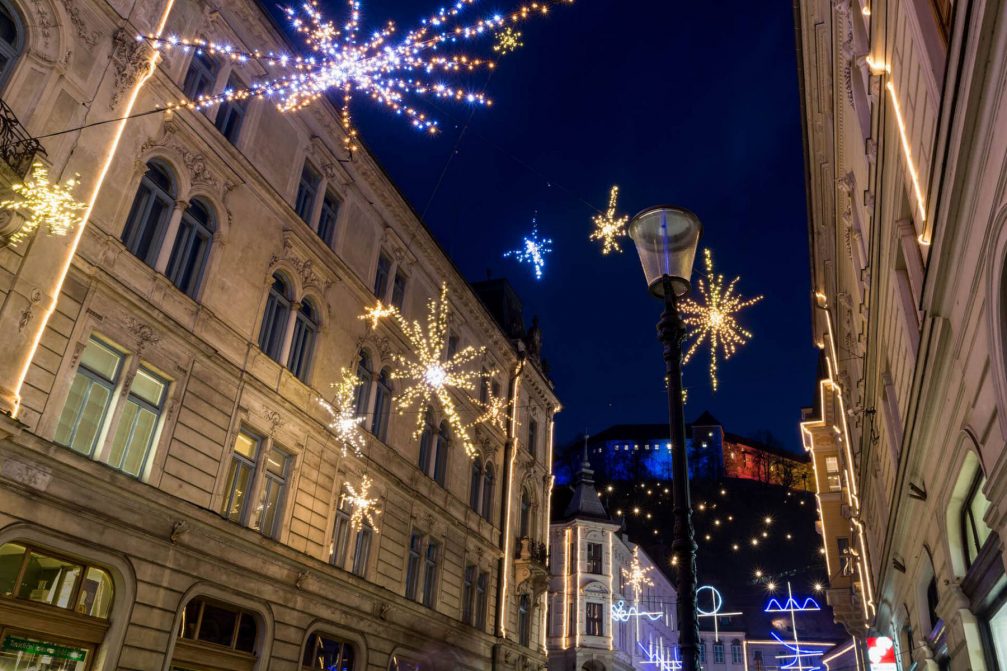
1,162,86,246
623,546,655,602
318,368,368,457
493,27,524,54
680,249,764,392
589,185,629,254
359,301,398,330
342,475,381,532
503,218,553,280
369,283,488,458
469,381,510,433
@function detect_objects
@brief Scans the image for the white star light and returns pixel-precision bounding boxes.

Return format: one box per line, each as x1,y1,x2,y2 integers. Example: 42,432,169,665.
504,219,553,280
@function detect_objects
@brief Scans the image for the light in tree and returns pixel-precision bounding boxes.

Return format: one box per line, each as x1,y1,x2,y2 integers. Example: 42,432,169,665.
359,301,398,330
679,249,763,391
1,162,86,246
318,368,368,457
503,218,553,280
589,185,629,254
493,27,524,53
342,475,381,532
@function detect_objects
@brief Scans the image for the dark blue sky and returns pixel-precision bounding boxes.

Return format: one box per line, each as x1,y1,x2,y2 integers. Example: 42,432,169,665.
344,0,817,452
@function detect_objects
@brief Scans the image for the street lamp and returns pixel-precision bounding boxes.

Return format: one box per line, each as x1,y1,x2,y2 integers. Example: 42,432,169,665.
628,205,702,671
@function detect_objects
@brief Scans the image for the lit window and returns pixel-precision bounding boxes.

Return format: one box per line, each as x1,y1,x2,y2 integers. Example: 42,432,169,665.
105,365,167,477
221,430,260,524
586,602,603,636
0,542,113,618
301,632,355,670
961,473,992,568
253,446,291,538
54,337,124,456
825,456,842,492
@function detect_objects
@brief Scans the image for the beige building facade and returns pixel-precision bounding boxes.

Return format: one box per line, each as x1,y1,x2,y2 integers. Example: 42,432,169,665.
0,0,558,668
796,0,1007,670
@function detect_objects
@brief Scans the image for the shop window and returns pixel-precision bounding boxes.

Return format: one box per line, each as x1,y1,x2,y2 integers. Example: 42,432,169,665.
54,337,124,457
174,597,258,670
389,655,427,671
301,632,354,670
0,543,113,618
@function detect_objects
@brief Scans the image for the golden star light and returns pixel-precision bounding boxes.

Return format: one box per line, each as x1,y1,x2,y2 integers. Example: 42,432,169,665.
1,162,86,246
680,249,764,392
318,368,368,457
359,301,398,330
622,546,655,602
469,382,510,433
343,475,381,532
493,27,524,54
589,185,629,255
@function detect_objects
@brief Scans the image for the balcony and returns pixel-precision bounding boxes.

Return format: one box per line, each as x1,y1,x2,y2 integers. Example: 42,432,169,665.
0,99,43,180
513,537,549,596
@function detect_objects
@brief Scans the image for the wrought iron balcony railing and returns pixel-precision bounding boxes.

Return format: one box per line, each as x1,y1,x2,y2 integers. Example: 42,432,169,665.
0,99,43,178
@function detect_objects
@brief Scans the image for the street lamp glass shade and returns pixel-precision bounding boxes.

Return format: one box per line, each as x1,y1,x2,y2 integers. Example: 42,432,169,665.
628,206,702,298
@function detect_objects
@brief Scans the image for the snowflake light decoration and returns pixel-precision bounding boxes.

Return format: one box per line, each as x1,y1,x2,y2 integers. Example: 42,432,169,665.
503,218,553,280
469,381,510,433
143,0,572,152
319,368,368,457
623,546,655,602
493,27,524,54
367,283,487,457
343,475,381,532
1,162,86,246
589,185,629,254
680,249,764,392
359,301,398,330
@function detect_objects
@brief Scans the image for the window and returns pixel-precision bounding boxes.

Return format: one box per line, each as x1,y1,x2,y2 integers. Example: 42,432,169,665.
259,274,292,361
222,430,260,523
371,368,392,440
825,456,842,492
391,271,407,309
288,300,318,381
433,422,450,486
462,565,476,625
518,594,531,646
0,542,113,618
214,75,247,144
519,490,532,539
731,640,742,664
418,408,435,476
178,597,257,653
479,372,489,404
253,446,290,538
373,253,392,298
422,541,440,607
182,51,217,101
699,639,706,663
926,575,940,632
469,460,482,511
301,632,355,671
166,199,215,297
714,640,725,664
295,163,320,223
354,352,373,416
527,419,538,457
317,191,340,245
351,521,372,577
586,542,603,574
105,365,167,477
475,571,489,630
837,537,853,576
987,596,1007,671
586,602,603,636
122,161,175,266
961,473,993,568
0,0,23,88
753,650,763,671
482,463,495,521
405,532,422,601
446,334,459,359
329,492,352,568
55,337,124,456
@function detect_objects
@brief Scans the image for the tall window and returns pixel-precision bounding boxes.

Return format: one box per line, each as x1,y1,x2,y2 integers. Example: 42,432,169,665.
586,542,603,574
422,540,440,607
301,632,355,671
518,594,531,646
259,274,292,361
475,571,489,630
214,75,247,144
698,639,706,663
181,51,217,101
105,365,167,477
432,422,450,486
295,163,320,222
961,473,993,568
222,430,260,523
519,489,532,539
926,575,940,631
373,253,392,298
714,640,725,664
391,271,407,309
446,334,459,359
405,532,422,601
330,491,352,568
482,463,494,521
288,300,318,381
469,460,482,510
371,368,392,440
254,446,290,538
166,198,214,298
462,565,476,625
825,456,842,492
122,162,175,266
586,602,603,636
479,372,489,404
352,521,372,577
753,650,762,671
527,419,538,458
0,0,23,88
55,337,123,456
418,408,435,476
317,191,340,245
731,640,743,664
354,352,373,416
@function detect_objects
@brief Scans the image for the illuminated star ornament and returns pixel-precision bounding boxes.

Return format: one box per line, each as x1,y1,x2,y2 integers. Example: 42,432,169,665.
318,368,368,457
359,301,398,330
589,185,629,254
469,382,509,433
342,475,381,531
0,162,86,246
365,283,488,457
622,546,655,602
680,249,764,392
142,0,573,152
503,218,553,280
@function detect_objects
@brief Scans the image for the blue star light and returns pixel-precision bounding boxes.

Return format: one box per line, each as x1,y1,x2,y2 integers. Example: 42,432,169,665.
503,220,553,280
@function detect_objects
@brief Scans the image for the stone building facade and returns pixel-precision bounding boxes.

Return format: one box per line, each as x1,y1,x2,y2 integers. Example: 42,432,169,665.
795,0,1007,669
0,0,558,668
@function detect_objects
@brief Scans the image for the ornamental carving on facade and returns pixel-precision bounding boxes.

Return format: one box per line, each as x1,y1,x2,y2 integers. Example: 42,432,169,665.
125,316,160,354
61,0,99,47
110,28,151,108
269,234,332,293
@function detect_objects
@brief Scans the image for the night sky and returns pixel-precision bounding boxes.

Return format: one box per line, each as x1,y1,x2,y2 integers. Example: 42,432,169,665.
339,0,817,452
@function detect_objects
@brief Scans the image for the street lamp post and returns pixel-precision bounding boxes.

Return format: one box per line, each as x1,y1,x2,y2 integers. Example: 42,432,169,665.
628,205,703,671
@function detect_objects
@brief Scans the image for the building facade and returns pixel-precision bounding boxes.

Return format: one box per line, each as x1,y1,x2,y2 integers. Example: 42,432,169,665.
795,0,1007,669
0,0,558,668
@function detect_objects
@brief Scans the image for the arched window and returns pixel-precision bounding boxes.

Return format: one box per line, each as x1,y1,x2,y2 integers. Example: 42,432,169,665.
175,597,258,667
0,0,23,88
482,462,495,521
288,300,318,381
418,407,435,475
182,50,218,101
122,162,175,266
258,274,291,362
166,198,214,297
370,367,392,440
519,489,532,539
961,472,993,568
354,351,373,416
301,632,355,670
433,421,450,486
469,459,482,510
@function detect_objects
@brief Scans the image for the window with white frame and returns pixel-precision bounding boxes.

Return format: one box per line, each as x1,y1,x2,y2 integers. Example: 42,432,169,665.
221,430,261,524
55,337,124,456
104,365,167,477
961,472,993,568
731,640,743,664
221,430,293,539
714,640,725,664
825,456,842,492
